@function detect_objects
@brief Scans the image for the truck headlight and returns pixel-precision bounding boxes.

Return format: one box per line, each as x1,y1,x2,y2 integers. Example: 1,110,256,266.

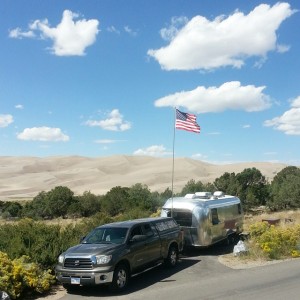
58,254,65,264
95,255,112,264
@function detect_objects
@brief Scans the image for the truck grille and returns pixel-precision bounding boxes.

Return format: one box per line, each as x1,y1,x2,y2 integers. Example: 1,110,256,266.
64,258,93,269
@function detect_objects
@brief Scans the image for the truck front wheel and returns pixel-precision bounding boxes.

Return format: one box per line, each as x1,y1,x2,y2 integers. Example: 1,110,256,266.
165,245,178,267
110,263,129,292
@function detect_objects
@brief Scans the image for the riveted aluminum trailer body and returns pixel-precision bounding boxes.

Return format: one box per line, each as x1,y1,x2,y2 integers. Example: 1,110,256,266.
161,192,243,247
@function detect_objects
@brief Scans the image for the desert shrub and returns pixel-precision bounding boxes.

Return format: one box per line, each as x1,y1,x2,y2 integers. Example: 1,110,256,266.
0,219,62,268
0,252,55,299
248,221,270,238
248,222,300,259
0,213,118,270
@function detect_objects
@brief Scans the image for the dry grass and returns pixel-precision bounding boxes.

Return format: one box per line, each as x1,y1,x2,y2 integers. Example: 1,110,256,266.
219,209,300,269
244,209,300,231
2,208,300,228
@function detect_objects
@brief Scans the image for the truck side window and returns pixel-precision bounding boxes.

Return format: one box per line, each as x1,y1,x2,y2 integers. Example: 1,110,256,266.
150,224,158,236
211,208,219,225
143,224,154,237
130,226,143,238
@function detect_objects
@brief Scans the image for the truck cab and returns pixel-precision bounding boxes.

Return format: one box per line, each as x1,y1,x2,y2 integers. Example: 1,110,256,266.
55,217,183,292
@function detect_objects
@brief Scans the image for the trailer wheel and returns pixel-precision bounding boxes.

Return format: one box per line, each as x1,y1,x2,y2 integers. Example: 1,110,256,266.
165,245,178,267
110,263,129,292
226,233,237,245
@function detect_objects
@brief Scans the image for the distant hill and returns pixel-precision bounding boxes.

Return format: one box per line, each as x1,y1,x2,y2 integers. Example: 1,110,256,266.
0,155,287,200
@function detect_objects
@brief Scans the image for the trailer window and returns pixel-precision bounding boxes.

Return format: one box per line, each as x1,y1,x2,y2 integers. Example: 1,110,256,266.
238,203,242,214
211,208,220,225
167,211,192,227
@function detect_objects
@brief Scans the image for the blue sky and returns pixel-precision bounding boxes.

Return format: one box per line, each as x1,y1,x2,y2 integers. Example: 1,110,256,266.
1,0,299,165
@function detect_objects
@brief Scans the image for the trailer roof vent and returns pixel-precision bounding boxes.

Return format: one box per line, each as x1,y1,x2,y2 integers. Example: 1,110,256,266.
213,191,225,198
194,192,212,199
184,193,195,199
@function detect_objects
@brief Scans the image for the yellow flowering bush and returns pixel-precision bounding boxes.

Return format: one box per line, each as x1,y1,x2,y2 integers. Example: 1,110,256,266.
0,252,55,299
249,222,300,259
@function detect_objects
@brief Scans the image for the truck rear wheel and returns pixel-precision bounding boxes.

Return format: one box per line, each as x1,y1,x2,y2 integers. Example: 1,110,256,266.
110,263,129,292
165,245,178,267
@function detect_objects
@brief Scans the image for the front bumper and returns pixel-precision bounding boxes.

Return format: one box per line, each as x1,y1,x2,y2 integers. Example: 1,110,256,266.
55,266,114,286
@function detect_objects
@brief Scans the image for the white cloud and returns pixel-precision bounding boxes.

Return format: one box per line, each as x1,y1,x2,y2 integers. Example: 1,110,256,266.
148,3,295,70
94,139,122,144
17,126,69,141
0,114,14,128
10,10,99,56
9,27,35,39
155,81,271,113
15,104,24,109
107,26,120,34
133,145,171,156
277,44,290,53
264,96,300,135
160,16,188,41
291,96,300,108
243,124,251,129
86,109,131,131
124,26,137,36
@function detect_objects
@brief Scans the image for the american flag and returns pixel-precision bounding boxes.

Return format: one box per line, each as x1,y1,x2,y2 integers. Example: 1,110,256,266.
175,109,200,133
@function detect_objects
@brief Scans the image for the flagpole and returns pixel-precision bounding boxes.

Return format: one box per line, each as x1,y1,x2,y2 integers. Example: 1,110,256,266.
171,107,176,218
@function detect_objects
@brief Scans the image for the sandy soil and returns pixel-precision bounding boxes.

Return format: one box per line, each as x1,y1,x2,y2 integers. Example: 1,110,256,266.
0,155,287,200
218,254,297,269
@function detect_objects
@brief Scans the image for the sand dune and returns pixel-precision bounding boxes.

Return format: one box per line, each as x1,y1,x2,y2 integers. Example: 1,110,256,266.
0,155,287,200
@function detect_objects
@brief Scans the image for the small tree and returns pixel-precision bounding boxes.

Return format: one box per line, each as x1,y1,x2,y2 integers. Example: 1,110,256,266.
2,202,22,218
77,191,101,217
235,168,269,211
101,186,129,216
214,172,238,196
180,179,205,196
22,191,49,219
127,183,153,210
267,166,300,210
46,186,75,218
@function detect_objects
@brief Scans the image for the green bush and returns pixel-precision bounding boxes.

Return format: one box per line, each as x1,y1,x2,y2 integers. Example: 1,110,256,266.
0,219,62,268
0,252,55,299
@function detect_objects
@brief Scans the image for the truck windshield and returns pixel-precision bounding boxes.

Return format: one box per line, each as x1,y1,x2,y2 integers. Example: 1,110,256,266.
82,227,128,244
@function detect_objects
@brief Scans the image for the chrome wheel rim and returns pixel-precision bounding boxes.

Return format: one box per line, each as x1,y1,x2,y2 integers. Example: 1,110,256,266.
117,269,127,288
170,250,177,265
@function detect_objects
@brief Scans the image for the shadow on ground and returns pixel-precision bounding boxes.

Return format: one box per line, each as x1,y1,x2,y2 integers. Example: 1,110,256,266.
63,257,198,297
182,236,237,257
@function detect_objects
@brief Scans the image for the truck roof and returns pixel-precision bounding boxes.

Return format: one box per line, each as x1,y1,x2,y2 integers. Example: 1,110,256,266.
96,217,175,229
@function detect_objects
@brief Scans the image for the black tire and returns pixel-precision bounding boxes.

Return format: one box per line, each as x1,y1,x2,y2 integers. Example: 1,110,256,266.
225,233,237,245
165,245,178,267
110,263,129,292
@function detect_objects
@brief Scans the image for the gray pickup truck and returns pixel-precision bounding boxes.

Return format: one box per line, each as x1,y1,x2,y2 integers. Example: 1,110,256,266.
55,217,184,292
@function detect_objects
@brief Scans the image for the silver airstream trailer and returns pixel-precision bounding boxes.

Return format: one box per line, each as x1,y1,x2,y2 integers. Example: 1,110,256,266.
161,191,243,247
